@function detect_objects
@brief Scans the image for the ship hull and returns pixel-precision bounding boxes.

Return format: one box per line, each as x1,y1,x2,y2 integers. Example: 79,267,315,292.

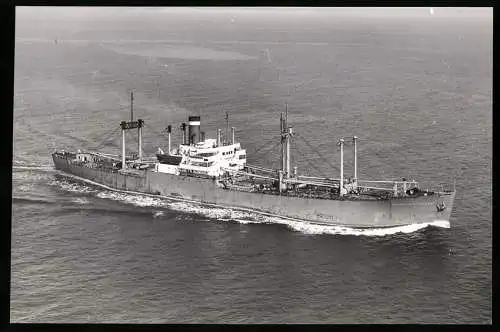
53,154,455,228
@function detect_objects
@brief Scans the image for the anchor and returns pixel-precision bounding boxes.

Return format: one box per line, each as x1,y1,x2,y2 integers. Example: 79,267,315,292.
436,201,446,212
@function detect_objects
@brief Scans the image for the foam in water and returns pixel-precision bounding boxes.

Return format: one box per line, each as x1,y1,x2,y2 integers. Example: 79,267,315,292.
96,191,167,208
167,201,257,221
72,197,90,205
53,172,451,237
16,184,35,192
430,220,451,228
152,211,164,218
48,179,97,194
12,164,57,184
235,216,450,236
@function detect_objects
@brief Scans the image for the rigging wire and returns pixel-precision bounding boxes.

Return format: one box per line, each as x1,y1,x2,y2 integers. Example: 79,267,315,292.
253,142,283,172
290,147,325,176
289,138,328,176
248,139,282,163
86,126,114,151
304,159,329,178
97,131,121,151
142,122,166,138
294,133,340,173
141,123,166,151
89,126,122,151
249,136,281,158
144,122,186,154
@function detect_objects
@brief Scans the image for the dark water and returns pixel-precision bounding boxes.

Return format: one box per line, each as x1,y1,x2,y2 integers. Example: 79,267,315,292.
12,8,491,323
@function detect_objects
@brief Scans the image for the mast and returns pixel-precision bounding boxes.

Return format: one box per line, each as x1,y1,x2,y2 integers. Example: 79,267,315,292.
278,170,284,193
284,103,292,179
285,102,288,125
120,91,143,168
281,112,285,173
283,102,289,177
130,91,134,121
181,122,187,145
279,103,293,184
286,127,291,179
225,111,229,146
122,122,126,169
353,136,358,188
129,92,143,161
339,138,345,197
138,124,142,161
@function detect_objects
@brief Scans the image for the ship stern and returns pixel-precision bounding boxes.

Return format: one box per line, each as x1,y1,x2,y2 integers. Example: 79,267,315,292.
52,151,72,172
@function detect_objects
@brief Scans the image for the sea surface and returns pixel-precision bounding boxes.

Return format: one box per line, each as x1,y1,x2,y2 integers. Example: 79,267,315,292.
11,8,492,323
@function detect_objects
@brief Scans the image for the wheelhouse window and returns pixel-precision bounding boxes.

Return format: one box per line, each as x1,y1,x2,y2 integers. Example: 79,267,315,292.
191,160,214,167
197,152,216,157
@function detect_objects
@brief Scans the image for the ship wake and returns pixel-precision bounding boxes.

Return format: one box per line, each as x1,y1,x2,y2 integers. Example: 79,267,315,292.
12,164,57,173
276,219,450,236
48,172,451,237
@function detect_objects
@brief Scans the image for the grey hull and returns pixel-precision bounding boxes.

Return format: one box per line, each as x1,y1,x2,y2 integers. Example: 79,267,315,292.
53,154,455,228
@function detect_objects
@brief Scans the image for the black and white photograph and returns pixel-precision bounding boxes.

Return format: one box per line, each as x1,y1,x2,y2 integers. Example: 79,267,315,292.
11,7,491,324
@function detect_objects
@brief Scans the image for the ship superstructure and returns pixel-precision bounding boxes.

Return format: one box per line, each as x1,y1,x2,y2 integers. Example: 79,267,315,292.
155,116,246,178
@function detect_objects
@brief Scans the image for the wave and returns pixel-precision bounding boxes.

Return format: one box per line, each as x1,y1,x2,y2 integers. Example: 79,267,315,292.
52,172,451,237
71,197,90,205
16,184,34,192
13,170,55,183
12,165,56,172
280,219,450,236
152,210,164,218
48,179,97,194
96,191,167,208
12,196,58,205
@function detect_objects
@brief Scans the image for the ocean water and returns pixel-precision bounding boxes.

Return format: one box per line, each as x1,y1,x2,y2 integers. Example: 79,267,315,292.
11,8,492,323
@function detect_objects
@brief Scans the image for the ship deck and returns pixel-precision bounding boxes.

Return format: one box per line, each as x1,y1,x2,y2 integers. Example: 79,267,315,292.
54,152,455,203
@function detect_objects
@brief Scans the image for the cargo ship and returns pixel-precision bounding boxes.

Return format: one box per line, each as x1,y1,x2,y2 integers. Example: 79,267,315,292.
52,93,456,228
